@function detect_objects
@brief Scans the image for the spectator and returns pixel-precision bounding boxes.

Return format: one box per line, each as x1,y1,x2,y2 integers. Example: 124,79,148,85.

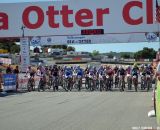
13,66,19,91
155,62,160,79
0,69,2,91
14,66,19,74
6,64,12,74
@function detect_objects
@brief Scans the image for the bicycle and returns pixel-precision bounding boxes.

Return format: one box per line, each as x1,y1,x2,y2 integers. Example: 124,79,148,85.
146,74,151,91
73,75,82,91
26,76,35,92
127,74,132,90
132,75,138,92
119,75,125,92
52,76,59,91
99,74,105,91
38,75,46,92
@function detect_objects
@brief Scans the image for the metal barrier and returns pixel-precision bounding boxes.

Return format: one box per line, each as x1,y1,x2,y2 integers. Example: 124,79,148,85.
156,80,160,124
18,76,40,91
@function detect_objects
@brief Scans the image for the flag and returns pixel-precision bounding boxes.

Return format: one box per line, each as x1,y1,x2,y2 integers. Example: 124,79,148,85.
156,0,160,23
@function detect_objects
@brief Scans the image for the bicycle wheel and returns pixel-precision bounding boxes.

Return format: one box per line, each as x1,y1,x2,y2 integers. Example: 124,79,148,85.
62,79,68,91
27,80,32,92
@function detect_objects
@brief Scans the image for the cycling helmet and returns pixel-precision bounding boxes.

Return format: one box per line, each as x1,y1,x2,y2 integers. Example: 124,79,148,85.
127,65,131,69
77,65,80,69
119,66,123,70
133,63,138,68
148,64,151,68
142,64,144,67
38,62,42,66
114,65,118,68
62,65,66,69
144,64,148,67
28,65,31,69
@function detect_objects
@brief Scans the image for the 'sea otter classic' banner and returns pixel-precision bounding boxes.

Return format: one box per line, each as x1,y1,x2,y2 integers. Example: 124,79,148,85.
0,0,158,38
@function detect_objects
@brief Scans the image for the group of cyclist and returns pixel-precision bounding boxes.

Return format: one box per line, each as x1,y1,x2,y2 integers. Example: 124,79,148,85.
25,63,155,92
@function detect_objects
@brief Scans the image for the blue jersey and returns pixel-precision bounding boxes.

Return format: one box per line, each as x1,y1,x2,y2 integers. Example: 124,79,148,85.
132,68,138,76
65,68,73,76
89,69,94,75
98,68,104,75
76,68,83,76
146,67,152,75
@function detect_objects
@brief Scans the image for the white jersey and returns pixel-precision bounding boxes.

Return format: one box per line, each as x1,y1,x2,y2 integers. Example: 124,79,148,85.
37,69,41,76
157,63,160,73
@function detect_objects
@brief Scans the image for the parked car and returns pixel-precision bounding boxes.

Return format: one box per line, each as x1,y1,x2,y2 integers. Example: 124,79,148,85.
30,60,47,67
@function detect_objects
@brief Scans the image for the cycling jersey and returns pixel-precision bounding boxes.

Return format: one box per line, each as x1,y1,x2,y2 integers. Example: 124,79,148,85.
89,69,94,76
141,71,146,76
85,68,89,75
114,67,119,74
126,68,132,75
37,69,41,76
26,68,35,77
65,68,73,77
132,67,139,76
76,68,83,76
107,69,114,76
118,68,125,76
51,67,59,77
73,70,77,76
98,68,104,75
146,68,151,75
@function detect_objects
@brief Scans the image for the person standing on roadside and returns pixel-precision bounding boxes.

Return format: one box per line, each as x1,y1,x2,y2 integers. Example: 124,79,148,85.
6,64,12,74
51,65,59,91
14,66,19,91
14,66,19,74
0,69,3,91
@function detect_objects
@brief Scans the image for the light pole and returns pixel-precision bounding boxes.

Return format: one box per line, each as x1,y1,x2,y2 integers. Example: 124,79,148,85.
21,25,25,38
20,25,31,68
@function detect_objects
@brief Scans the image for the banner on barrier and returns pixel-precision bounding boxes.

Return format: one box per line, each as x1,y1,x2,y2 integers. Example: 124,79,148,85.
20,37,30,72
0,58,11,64
156,81,160,124
0,0,158,38
31,33,157,45
3,74,17,91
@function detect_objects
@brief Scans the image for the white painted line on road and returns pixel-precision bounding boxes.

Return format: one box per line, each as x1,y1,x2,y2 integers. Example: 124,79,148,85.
148,110,155,117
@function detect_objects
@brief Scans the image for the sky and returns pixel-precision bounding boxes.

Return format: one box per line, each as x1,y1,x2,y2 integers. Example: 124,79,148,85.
71,42,159,53
1,0,160,53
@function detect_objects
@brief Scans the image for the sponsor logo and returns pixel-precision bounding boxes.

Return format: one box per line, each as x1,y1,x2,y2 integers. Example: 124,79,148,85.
47,37,52,43
30,36,41,46
145,32,157,42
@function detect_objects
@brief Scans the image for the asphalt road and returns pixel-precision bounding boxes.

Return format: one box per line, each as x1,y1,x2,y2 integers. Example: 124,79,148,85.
0,91,157,130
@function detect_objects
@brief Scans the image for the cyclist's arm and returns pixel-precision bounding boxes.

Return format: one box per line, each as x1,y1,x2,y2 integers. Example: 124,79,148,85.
25,69,29,76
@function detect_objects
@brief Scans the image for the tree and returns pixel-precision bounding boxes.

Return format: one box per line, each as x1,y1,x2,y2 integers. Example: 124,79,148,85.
92,50,99,56
0,42,20,54
134,47,156,60
121,53,131,59
10,45,20,54
51,45,67,50
108,54,114,58
66,46,75,52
